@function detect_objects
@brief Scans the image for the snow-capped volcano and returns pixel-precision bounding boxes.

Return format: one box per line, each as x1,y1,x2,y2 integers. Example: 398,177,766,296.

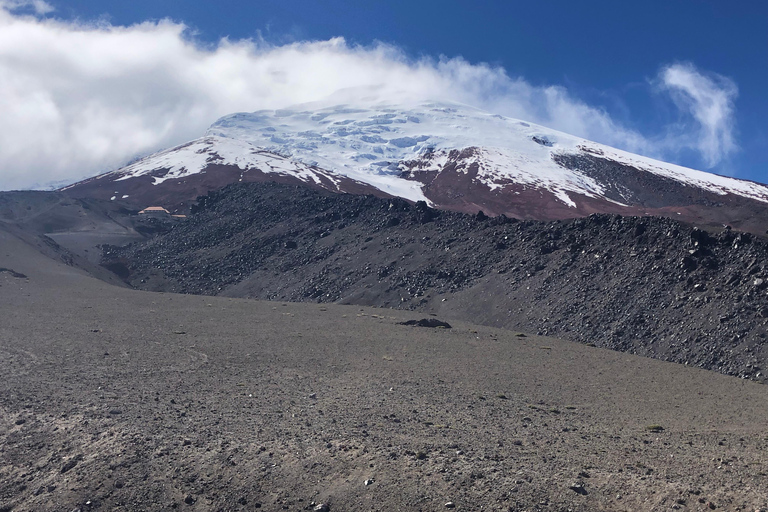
207,100,594,205
62,99,768,233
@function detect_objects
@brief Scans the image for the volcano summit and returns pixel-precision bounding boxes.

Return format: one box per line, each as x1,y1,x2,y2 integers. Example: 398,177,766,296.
62,100,768,234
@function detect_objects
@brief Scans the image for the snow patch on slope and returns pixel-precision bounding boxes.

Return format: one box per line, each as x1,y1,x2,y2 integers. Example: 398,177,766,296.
113,136,330,186
402,147,612,208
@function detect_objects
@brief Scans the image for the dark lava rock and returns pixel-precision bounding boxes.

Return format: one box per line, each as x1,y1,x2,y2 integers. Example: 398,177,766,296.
60,455,82,474
0,267,27,279
569,482,588,495
399,319,452,328
532,135,554,147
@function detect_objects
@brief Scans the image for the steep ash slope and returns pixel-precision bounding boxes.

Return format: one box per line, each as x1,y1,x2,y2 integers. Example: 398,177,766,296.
107,182,768,380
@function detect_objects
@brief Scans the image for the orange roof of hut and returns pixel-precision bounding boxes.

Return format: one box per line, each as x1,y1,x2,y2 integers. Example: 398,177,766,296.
138,206,170,215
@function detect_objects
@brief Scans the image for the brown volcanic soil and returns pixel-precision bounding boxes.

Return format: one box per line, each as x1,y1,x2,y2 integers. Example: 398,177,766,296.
108,182,768,382
4,225,768,512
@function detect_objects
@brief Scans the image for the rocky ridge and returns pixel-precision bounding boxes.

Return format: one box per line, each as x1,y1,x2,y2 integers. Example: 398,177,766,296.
105,182,768,381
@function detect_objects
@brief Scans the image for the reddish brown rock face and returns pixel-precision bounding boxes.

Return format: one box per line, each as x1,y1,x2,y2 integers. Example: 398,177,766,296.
62,161,393,214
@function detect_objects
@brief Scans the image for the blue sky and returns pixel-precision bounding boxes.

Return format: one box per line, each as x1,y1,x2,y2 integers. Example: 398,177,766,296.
1,0,766,189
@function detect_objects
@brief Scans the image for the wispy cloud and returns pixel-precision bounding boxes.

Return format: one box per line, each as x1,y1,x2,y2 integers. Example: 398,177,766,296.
656,62,738,168
1,0,54,15
0,7,740,190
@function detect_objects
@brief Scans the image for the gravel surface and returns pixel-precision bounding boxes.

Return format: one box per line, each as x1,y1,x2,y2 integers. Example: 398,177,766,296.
3,226,768,511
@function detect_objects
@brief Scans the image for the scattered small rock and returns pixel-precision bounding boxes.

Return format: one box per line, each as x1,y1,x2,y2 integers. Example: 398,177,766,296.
184,495,195,505
445,502,456,509
60,455,82,474
313,504,329,512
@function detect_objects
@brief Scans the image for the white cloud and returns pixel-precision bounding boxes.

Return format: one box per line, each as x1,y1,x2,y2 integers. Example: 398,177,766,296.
657,62,738,168
0,7,739,190
1,0,54,15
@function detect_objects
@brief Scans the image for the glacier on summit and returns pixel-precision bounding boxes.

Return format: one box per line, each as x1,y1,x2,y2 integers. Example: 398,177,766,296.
206,100,605,207
206,100,768,207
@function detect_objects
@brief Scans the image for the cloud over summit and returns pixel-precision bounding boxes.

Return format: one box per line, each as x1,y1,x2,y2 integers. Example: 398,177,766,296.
0,6,740,190
658,63,738,168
